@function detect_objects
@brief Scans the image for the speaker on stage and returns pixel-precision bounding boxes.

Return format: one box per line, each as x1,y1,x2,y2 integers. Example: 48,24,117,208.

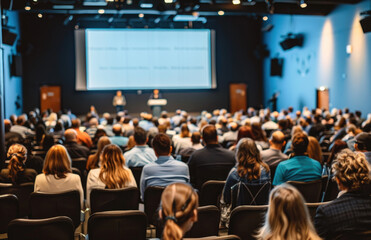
2,29,18,46
270,58,284,77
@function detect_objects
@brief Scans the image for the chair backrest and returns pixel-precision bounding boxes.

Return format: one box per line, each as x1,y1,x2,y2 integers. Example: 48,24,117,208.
333,230,371,240
90,187,139,214
0,194,19,234
305,202,330,222
184,235,241,240
7,216,74,240
29,190,81,229
71,157,87,176
0,182,34,217
323,178,340,202
186,205,221,238
287,178,323,203
231,181,271,209
195,164,235,190
199,180,225,207
129,167,143,192
144,186,165,226
88,210,147,240
228,205,268,240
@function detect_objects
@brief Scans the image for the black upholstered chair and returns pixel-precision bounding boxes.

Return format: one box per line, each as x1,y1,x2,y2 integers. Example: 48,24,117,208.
228,205,268,240
194,164,235,190
305,201,330,222
184,235,241,240
88,210,147,240
287,178,323,203
185,205,221,238
0,182,34,217
199,180,225,207
7,216,74,240
129,167,143,193
231,181,271,209
144,186,165,226
90,187,139,214
323,178,339,202
0,194,19,234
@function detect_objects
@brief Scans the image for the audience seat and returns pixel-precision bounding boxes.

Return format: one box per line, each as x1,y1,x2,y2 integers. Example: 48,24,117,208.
194,164,235,190
144,186,165,227
129,167,143,193
199,180,225,207
0,182,34,217
29,190,81,229
231,181,271,209
334,230,371,240
7,216,74,240
323,178,340,202
228,205,268,240
287,178,323,203
305,202,330,222
90,187,139,214
184,235,241,240
88,210,147,240
185,205,221,238
0,194,18,234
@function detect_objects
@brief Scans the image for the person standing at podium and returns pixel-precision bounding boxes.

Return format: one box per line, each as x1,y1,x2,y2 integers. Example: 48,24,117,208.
149,89,164,118
112,90,126,113
149,89,162,100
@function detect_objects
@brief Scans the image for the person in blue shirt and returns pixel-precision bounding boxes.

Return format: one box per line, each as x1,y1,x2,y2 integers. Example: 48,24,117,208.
140,133,189,200
109,124,129,148
273,132,322,186
124,127,156,167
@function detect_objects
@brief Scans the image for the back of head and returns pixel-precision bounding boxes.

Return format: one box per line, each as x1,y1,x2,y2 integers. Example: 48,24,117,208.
252,122,267,141
307,136,322,164
161,183,199,240
87,136,111,170
259,184,319,240
236,138,267,180
71,119,81,128
99,144,130,189
180,124,190,138
134,127,147,145
152,133,171,156
112,124,122,136
270,131,285,147
332,149,370,192
201,125,218,145
64,129,77,142
292,132,309,156
4,119,11,132
355,132,371,151
7,144,27,183
328,140,348,164
43,144,71,179
191,132,201,144
237,126,254,143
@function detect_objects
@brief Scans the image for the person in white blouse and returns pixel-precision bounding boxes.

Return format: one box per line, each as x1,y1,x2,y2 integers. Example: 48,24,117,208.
34,144,84,208
86,144,137,207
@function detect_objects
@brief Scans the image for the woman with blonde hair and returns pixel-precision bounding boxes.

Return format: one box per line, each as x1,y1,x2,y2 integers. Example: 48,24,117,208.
258,184,321,240
159,183,199,240
86,136,111,171
86,144,136,206
0,144,37,184
34,144,84,207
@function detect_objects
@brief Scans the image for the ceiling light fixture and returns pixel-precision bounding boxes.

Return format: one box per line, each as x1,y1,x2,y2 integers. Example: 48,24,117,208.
263,16,268,21
138,13,144,18
37,13,43,18
98,9,105,14
218,10,225,16
300,0,307,8
164,0,173,3
232,0,241,5
25,3,31,11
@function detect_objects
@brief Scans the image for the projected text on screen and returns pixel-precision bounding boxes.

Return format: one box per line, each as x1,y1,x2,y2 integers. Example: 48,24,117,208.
85,29,214,90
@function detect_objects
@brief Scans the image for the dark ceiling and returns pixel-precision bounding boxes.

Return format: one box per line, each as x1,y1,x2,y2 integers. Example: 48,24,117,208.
1,0,363,17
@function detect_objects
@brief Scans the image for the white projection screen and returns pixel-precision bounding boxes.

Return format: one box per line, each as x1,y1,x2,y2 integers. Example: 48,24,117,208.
75,28,216,90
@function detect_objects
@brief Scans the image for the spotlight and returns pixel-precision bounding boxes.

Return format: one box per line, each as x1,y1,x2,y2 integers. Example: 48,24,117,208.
98,9,105,14
164,0,173,3
262,16,268,21
33,0,38,2
25,3,31,11
232,0,240,5
37,13,43,18
218,10,225,16
299,0,307,8
138,13,144,18
279,33,304,50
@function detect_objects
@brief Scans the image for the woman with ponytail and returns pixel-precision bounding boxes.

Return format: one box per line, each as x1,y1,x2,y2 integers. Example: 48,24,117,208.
159,183,198,240
0,144,37,184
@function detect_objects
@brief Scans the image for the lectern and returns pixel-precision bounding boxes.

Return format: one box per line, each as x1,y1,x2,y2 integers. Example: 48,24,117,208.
147,99,167,117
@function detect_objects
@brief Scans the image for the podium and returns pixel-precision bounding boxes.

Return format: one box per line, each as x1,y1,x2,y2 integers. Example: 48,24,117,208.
147,99,167,117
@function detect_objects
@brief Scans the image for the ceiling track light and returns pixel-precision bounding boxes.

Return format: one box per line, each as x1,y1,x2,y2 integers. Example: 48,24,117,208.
299,0,307,8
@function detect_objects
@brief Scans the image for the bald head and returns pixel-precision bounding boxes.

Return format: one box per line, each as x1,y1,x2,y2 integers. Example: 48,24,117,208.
65,129,77,142
112,124,122,136
269,131,286,150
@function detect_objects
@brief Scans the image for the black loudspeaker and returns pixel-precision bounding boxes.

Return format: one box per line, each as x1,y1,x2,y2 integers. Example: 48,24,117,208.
270,58,283,77
2,29,18,46
280,34,304,51
360,16,371,33
11,55,22,77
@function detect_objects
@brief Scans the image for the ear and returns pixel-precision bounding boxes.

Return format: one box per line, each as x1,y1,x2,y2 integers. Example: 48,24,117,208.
191,209,198,222
169,146,173,154
158,209,163,220
269,139,273,145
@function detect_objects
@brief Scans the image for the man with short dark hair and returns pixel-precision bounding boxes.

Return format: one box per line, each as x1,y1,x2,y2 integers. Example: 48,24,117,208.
64,129,90,159
261,131,288,167
71,119,93,148
109,124,128,148
124,127,156,167
140,133,189,199
354,132,371,164
188,125,235,190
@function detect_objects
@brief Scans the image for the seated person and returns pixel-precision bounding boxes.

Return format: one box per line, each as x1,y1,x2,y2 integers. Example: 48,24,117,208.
314,149,371,239
123,127,157,167
34,145,84,208
140,133,189,200
64,129,90,159
86,144,136,206
109,124,129,148
258,184,321,240
260,131,288,168
0,144,37,184
273,132,322,186
159,183,198,240
86,136,111,171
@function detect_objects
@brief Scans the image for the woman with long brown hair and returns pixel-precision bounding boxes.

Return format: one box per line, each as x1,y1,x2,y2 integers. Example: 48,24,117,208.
0,144,37,184
86,144,136,206
86,136,111,171
159,183,199,240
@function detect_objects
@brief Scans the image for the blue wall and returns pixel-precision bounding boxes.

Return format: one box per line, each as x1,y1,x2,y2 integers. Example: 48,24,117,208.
263,0,371,115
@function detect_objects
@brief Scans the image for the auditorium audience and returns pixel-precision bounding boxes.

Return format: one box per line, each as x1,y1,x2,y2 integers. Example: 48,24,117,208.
86,144,136,206
159,183,198,240
109,123,129,148
71,118,93,148
86,136,111,171
273,132,322,185
63,129,90,159
10,115,34,138
0,144,37,184
140,133,189,199
261,131,288,168
188,125,235,189
123,127,157,167
34,144,84,207
354,132,371,164
173,123,192,154
257,184,321,240
178,132,203,162
314,149,371,239
307,136,323,164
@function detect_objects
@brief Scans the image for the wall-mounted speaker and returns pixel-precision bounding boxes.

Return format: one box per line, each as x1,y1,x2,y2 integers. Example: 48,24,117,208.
360,16,371,33
11,55,23,77
270,58,284,77
2,29,18,46
279,33,304,51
